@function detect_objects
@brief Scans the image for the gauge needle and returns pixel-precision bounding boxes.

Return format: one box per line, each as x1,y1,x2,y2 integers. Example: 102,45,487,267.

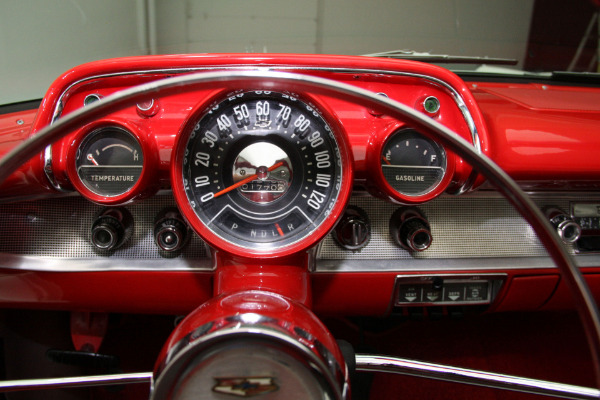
87,154,99,166
213,161,285,199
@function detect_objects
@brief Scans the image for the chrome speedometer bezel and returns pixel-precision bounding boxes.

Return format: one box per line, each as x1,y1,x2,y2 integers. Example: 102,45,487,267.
172,89,353,258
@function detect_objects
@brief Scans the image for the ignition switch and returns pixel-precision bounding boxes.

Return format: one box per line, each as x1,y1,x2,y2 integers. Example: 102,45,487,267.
390,207,432,252
333,206,371,250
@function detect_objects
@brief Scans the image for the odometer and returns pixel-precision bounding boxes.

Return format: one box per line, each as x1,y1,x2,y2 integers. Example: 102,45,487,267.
177,91,347,253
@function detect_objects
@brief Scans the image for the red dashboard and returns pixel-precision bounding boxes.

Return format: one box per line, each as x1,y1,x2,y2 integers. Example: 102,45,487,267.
0,54,599,399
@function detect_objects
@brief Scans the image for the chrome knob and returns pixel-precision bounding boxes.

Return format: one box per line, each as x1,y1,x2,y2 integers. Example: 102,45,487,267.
154,208,189,252
390,207,432,252
91,208,133,251
545,207,581,244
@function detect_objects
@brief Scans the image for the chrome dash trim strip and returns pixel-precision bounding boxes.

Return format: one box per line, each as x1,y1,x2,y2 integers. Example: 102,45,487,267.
355,355,599,400
43,144,67,192
45,64,482,193
0,372,152,393
1,254,598,274
315,254,600,273
51,66,481,151
0,254,214,272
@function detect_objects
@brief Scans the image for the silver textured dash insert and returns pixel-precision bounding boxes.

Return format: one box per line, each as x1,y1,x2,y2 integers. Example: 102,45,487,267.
318,195,574,260
0,195,207,260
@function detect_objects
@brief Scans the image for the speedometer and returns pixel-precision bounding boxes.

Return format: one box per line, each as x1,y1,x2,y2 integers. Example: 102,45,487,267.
173,91,352,256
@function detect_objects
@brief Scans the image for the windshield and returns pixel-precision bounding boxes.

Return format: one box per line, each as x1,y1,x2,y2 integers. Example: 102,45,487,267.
2,0,597,105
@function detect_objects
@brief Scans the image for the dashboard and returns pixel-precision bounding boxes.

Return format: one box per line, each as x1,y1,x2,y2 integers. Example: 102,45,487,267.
1,55,600,315
1,53,600,398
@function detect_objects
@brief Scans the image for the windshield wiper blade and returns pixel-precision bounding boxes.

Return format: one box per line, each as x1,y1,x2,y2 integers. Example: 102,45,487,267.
364,50,518,65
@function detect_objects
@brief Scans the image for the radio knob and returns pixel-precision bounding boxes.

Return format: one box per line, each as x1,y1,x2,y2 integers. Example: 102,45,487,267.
390,207,432,252
334,206,371,250
544,207,582,244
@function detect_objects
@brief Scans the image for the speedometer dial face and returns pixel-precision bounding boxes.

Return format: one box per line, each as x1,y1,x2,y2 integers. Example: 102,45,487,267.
180,91,344,253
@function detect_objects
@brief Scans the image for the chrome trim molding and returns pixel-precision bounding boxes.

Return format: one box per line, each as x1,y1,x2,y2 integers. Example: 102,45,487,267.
44,64,482,193
1,253,599,273
355,355,599,400
43,145,66,192
315,255,600,273
0,254,214,272
51,66,482,153
0,373,152,393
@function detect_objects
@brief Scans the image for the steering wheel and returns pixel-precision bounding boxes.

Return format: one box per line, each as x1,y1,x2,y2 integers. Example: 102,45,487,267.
0,70,599,399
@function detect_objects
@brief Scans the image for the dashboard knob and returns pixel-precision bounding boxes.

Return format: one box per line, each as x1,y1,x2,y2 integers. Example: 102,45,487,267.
390,207,432,252
334,206,371,250
91,208,133,251
544,207,582,244
154,208,189,252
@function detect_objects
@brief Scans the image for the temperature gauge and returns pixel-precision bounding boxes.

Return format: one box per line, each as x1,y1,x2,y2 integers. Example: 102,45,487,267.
75,126,143,197
380,129,447,197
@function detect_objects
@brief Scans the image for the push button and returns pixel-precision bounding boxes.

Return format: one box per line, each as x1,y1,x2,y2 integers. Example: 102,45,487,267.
444,285,464,302
465,282,488,302
398,286,422,303
423,288,442,303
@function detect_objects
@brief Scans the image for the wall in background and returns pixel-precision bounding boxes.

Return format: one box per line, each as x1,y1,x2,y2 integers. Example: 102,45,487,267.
155,0,534,64
1,0,534,104
0,0,146,104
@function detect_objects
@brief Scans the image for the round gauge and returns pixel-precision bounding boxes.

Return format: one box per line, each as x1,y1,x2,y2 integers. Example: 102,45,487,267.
381,129,446,196
175,91,350,255
75,126,143,197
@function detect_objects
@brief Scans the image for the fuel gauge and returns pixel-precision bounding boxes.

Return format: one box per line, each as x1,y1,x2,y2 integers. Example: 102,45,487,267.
381,129,447,197
75,126,143,197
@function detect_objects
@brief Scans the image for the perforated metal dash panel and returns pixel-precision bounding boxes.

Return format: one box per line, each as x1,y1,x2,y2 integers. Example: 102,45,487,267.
317,195,575,260
0,195,207,260
0,193,582,264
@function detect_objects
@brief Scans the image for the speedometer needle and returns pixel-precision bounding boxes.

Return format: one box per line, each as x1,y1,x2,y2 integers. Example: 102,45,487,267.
213,161,285,199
